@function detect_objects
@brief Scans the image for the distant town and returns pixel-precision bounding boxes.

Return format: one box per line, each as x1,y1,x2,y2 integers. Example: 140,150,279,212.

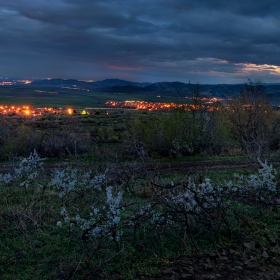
105,97,224,111
1,78,280,113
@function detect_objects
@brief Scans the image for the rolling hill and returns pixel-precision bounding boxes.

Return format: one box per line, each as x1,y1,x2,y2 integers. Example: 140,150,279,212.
1,78,280,107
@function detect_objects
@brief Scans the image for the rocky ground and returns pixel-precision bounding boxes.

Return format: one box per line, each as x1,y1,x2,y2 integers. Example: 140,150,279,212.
139,242,280,280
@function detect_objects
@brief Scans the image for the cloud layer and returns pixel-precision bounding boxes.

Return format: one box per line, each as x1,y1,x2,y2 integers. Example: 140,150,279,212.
1,0,280,83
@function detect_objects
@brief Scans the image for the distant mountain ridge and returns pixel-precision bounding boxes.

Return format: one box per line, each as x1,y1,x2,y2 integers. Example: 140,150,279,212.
30,78,280,103
31,78,151,88
92,79,151,88
30,78,242,96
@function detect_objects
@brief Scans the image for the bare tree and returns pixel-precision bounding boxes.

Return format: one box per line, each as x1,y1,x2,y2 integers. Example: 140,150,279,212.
227,80,274,160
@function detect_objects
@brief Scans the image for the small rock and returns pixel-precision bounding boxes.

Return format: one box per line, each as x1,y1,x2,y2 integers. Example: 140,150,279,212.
220,249,227,256
243,251,250,259
181,266,194,274
162,268,174,275
201,274,215,279
243,241,255,249
247,263,258,269
262,251,269,258
268,238,277,246
208,252,217,259
218,255,228,261
271,245,280,254
204,263,214,271
180,273,194,279
229,249,238,255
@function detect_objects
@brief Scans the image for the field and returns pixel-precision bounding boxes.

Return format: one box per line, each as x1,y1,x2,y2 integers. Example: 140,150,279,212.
0,85,181,108
1,82,280,279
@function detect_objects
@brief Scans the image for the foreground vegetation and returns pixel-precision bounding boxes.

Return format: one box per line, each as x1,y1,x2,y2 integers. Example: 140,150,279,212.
0,151,280,279
1,81,280,279
0,151,278,279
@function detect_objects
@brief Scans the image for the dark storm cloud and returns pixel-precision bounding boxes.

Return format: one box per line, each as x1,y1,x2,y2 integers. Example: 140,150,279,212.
1,0,280,83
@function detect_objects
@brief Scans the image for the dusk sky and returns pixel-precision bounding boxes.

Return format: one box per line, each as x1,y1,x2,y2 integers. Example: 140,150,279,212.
1,0,280,84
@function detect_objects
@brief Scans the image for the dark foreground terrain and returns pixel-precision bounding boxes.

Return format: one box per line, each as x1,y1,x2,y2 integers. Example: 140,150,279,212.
139,248,280,280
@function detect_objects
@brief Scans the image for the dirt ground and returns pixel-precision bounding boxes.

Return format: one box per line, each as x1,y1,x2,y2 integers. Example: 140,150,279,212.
139,248,280,279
